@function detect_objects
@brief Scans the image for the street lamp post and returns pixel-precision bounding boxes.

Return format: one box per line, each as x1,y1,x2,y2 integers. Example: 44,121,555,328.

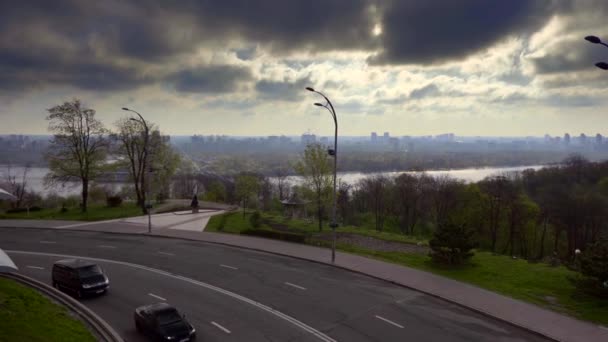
306,87,338,263
122,107,152,234
584,35,608,70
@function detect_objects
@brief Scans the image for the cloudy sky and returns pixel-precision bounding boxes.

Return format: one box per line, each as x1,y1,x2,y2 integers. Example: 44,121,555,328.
2,0,608,137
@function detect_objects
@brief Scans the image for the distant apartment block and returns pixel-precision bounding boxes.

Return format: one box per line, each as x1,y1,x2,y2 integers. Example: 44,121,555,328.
301,133,317,145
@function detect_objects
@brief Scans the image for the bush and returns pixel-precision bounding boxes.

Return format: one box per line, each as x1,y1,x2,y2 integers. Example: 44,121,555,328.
6,206,42,213
250,211,261,228
577,238,608,296
106,196,123,208
89,185,108,204
241,229,307,244
429,221,477,265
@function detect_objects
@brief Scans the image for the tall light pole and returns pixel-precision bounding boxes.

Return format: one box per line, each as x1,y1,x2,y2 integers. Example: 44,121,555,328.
306,86,338,263
584,35,608,70
122,107,152,233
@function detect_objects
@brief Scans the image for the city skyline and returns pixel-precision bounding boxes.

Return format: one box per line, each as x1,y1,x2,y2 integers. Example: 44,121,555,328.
2,1,608,136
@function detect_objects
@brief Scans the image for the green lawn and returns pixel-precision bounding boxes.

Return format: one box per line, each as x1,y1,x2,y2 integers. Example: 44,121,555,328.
0,278,96,342
329,243,608,326
0,204,143,221
208,211,608,326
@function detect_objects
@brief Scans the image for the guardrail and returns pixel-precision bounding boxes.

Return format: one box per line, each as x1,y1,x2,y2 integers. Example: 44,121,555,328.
0,272,123,342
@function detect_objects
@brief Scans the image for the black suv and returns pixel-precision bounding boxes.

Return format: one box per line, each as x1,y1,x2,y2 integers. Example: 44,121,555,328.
134,303,196,341
52,259,109,298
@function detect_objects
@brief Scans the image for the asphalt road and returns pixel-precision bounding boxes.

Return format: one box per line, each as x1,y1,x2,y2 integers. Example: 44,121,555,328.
0,227,549,342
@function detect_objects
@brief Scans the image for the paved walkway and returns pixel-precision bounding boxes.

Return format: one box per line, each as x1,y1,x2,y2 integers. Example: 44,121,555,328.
1,216,607,342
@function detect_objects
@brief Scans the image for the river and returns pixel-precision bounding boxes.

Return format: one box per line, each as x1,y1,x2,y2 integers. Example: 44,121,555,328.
0,164,546,197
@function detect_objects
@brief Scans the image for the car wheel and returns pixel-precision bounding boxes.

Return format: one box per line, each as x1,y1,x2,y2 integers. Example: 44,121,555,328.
135,321,142,333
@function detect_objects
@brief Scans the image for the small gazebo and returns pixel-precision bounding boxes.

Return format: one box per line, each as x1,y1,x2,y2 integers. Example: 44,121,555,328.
280,194,310,219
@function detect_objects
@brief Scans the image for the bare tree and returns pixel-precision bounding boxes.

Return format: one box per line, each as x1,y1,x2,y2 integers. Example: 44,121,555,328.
4,164,30,208
479,175,511,253
275,167,290,200
358,175,391,232
45,99,108,212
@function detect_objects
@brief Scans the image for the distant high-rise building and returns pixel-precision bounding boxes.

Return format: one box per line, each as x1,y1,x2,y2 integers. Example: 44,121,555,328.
596,133,603,145
301,133,317,145
383,132,390,139
564,133,570,145
544,134,551,143
371,132,377,143
579,133,587,145
435,133,455,142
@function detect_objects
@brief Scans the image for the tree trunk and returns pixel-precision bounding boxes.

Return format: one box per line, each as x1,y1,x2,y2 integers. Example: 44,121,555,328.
81,178,89,213
537,218,547,260
317,197,323,232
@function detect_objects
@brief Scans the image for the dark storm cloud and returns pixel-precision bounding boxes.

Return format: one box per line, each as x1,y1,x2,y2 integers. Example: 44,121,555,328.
166,65,253,94
0,0,374,92
255,76,312,101
3,0,602,95
371,0,557,65
531,40,608,75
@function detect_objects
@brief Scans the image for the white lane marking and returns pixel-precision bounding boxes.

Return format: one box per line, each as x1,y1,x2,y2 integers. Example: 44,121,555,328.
220,264,238,270
6,250,336,342
39,241,56,244
26,265,44,270
148,293,166,301
600,325,608,331
285,282,307,291
375,315,404,329
158,251,174,256
97,245,117,249
211,321,231,334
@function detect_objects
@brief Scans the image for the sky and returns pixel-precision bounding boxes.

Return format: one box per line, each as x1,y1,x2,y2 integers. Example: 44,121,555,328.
2,0,608,137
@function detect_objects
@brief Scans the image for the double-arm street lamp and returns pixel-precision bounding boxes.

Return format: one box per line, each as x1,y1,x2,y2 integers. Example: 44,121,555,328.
306,87,338,263
122,107,152,233
584,35,608,70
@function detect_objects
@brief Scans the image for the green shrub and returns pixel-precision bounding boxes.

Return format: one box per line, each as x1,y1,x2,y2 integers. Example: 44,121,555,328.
106,195,123,207
577,238,608,296
429,221,477,265
250,211,261,228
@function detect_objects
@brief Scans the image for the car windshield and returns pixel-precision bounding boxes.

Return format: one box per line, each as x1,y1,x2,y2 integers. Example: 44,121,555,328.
78,265,103,278
156,309,182,326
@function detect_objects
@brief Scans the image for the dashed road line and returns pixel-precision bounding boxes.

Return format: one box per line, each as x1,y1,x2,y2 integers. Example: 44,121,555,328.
97,245,117,249
220,264,238,270
211,321,231,334
26,265,44,270
158,251,174,256
148,293,166,301
285,282,307,291
6,250,337,342
375,315,404,329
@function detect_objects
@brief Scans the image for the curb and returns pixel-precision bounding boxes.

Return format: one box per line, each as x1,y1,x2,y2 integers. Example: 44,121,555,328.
1,272,123,342
0,226,589,341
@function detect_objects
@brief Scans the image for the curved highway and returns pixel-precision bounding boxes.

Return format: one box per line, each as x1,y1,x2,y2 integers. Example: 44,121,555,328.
0,227,549,342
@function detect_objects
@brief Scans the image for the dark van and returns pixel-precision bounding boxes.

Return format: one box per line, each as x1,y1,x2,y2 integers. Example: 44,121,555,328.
52,259,109,298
